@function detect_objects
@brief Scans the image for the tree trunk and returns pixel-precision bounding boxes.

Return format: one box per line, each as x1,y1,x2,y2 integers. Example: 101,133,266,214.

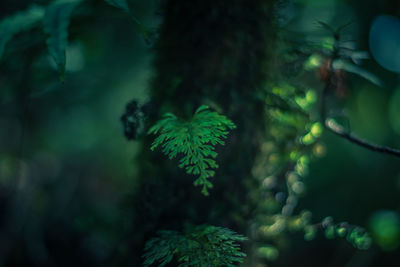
128,0,277,265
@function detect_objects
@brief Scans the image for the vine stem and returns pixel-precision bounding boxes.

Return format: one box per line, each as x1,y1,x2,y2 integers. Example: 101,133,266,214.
324,118,400,157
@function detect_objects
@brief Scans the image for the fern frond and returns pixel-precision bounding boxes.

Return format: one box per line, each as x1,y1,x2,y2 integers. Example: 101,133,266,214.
0,5,45,61
143,225,247,267
44,0,82,82
148,105,236,195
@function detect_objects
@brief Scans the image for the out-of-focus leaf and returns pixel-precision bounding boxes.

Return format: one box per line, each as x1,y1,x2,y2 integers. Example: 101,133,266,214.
44,0,82,82
0,5,45,61
335,21,353,33
317,21,335,34
318,21,353,35
103,0,151,45
339,49,370,65
349,51,370,64
104,0,130,13
333,59,383,87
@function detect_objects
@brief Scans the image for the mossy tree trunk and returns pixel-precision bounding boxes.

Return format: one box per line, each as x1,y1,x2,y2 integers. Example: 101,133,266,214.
128,0,277,265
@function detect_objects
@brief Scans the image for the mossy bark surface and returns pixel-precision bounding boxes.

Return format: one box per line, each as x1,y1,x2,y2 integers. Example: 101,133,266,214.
128,0,277,265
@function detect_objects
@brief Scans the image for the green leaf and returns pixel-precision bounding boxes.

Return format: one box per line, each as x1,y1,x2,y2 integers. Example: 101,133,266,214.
143,225,247,267
335,21,354,34
44,0,82,82
333,59,384,87
104,0,130,13
103,0,151,44
148,106,236,195
0,5,45,61
317,21,353,35
317,21,335,34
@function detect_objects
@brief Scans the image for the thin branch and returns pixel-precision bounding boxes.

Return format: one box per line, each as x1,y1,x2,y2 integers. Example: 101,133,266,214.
319,35,400,158
325,119,400,157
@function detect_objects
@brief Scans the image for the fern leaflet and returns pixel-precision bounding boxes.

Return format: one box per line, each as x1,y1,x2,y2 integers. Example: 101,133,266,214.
148,105,236,195
143,225,247,267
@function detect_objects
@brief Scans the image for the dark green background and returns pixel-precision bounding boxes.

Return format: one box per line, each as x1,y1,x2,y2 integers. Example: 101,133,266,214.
1,0,400,266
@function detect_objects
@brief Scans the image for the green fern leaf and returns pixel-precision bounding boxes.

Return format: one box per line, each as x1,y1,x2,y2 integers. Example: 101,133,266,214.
143,225,247,267
148,106,236,195
0,5,45,61
44,0,82,82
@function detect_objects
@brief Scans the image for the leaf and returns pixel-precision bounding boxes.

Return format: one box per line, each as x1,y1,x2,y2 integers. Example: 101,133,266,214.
339,50,370,65
143,225,247,267
103,0,130,13
335,21,354,34
195,105,210,114
317,21,353,35
103,0,151,45
148,106,236,195
332,59,384,87
44,0,82,82
0,5,45,62
317,21,335,34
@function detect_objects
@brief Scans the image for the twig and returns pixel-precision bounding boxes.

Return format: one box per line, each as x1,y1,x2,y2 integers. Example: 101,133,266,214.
325,118,400,157
319,38,400,158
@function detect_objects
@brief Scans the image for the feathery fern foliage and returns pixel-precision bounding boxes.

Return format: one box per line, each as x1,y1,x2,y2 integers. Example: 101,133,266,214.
0,0,148,81
143,225,247,267
148,105,236,195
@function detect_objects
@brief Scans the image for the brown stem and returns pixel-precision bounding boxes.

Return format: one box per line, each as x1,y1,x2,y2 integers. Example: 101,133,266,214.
325,118,400,157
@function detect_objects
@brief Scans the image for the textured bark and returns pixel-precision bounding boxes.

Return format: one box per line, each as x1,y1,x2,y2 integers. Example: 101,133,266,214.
128,0,277,265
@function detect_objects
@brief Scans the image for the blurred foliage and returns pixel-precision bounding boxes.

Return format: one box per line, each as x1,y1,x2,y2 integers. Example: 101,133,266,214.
44,0,83,81
0,4,44,61
369,211,400,251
